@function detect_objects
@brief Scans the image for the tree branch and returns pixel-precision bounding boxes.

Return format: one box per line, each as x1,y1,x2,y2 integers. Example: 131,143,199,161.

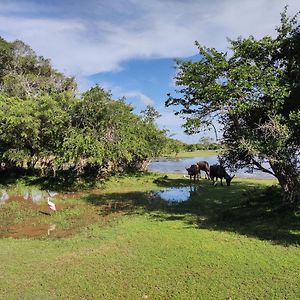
251,158,276,176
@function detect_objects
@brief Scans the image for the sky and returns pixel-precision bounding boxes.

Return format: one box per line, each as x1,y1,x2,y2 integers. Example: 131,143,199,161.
0,0,299,143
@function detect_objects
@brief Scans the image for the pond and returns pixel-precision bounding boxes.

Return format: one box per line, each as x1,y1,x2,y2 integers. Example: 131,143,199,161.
148,155,273,179
153,186,203,203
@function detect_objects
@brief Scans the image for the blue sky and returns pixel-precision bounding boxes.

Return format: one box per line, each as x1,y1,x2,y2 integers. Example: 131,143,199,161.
0,0,299,143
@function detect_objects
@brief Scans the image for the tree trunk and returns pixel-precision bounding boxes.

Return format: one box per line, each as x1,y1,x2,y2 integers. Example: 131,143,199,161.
270,161,300,205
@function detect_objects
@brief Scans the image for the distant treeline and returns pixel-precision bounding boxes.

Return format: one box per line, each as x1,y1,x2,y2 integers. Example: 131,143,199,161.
0,37,176,180
161,138,222,156
185,142,221,152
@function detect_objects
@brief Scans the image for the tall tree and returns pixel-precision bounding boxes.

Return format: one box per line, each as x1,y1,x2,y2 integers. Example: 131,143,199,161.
0,37,168,178
166,8,300,204
0,39,76,98
61,86,167,174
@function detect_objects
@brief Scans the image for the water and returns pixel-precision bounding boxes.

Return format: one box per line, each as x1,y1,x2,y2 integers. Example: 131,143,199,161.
0,188,58,205
47,224,56,236
152,185,203,204
31,190,44,203
148,155,273,179
155,187,190,203
149,156,217,174
0,190,9,203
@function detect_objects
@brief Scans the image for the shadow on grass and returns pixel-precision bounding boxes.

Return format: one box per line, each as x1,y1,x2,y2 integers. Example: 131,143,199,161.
0,170,100,192
83,177,300,246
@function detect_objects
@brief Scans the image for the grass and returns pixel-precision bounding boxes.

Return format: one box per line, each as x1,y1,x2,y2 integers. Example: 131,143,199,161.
0,173,299,299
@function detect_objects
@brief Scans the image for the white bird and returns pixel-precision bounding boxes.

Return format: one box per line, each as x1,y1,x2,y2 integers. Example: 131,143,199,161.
47,197,56,212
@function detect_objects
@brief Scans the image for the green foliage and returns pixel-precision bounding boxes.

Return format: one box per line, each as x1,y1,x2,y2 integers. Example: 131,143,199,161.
68,86,167,172
60,128,105,166
0,39,168,178
0,95,39,166
37,93,75,154
140,105,162,124
0,39,76,98
162,138,186,156
185,139,222,152
166,8,300,203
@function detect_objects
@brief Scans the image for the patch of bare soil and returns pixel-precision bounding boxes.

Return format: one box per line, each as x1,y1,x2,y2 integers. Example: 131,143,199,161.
0,197,127,239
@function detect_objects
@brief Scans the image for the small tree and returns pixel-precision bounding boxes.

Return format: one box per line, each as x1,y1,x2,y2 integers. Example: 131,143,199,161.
166,8,300,205
140,105,162,124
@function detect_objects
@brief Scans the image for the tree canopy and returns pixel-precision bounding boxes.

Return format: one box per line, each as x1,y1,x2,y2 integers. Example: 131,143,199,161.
166,8,300,204
0,38,76,98
0,37,169,180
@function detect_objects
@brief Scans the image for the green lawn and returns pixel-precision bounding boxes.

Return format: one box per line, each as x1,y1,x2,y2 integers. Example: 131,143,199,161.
0,174,299,299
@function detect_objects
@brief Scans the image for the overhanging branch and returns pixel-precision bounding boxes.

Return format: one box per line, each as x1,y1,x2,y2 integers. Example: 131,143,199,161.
251,158,276,176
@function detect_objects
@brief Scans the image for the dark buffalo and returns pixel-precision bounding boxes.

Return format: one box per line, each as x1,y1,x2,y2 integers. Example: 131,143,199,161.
186,164,200,183
210,165,235,186
197,161,210,179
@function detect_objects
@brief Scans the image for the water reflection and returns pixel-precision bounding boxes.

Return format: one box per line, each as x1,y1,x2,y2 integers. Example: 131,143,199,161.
31,190,44,203
47,224,56,235
47,190,58,197
0,190,9,203
0,188,59,205
154,186,201,203
23,191,29,200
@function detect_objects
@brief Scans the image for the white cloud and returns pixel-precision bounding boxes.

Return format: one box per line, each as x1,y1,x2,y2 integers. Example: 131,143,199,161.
90,81,155,107
0,0,298,76
122,91,154,106
0,0,298,144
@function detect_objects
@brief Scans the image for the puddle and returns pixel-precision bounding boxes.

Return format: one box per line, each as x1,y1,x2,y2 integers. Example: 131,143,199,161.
0,188,84,206
1,189,49,204
31,190,44,203
0,185,204,238
0,190,9,203
47,191,58,197
154,186,202,203
47,224,56,235
0,200,104,239
0,186,122,239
